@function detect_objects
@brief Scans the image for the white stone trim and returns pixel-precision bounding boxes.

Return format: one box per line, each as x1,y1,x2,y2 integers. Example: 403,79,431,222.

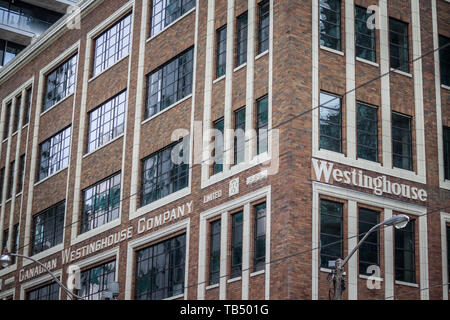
432,0,450,190
312,182,429,300
124,218,190,300
0,288,15,300
320,45,344,56
356,57,379,67
440,212,450,300
345,0,356,161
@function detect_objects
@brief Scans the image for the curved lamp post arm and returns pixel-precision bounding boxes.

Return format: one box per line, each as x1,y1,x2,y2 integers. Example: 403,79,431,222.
8,253,85,300
341,222,383,267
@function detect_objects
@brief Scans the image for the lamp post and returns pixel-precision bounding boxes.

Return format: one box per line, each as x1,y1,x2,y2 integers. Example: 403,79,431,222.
0,251,85,300
328,214,410,300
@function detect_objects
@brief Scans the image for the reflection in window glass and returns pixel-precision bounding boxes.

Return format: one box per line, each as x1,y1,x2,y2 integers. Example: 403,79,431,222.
319,92,342,153
87,90,127,153
236,12,248,67
258,0,270,54
392,113,412,171
38,126,71,181
230,211,243,279
389,18,409,73
27,282,59,300
320,199,343,268
355,6,376,62
150,0,195,37
257,96,268,155
357,103,378,162
135,234,186,300
216,25,227,78
81,173,121,234
234,108,246,165
209,220,221,285
31,201,65,255
320,0,341,51
254,202,266,272
80,261,116,300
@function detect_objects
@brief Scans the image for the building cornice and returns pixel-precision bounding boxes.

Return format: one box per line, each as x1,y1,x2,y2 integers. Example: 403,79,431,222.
0,0,104,85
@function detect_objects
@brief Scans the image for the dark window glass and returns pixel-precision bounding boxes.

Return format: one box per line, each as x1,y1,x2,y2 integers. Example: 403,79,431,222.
27,282,59,300
320,0,341,51
31,201,65,255
87,90,126,153
13,94,21,133
17,154,25,194
23,87,32,126
444,126,450,180
257,95,269,155
440,35,450,86
216,25,227,78
93,14,132,76
150,0,195,37
0,40,25,66
392,113,412,171
0,167,4,198
320,92,342,153
389,18,409,73
358,208,379,275
234,108,246,165
145,47,194,118
2,228,8,252
320,199,343,268
357,103,378,162
258,0,270,54
11,223,18,263
209,220,221,285
395,218,415,283
230,211,243,279
355,6,376,62
3,102,11,140
44,54,78,111
7,160,14,199
141,140,189,206
80,261,116,300
254,202,266,272
38,126,71,181
236,12,248,66
81,173,121,234
212,118,224,175
135,233,186,300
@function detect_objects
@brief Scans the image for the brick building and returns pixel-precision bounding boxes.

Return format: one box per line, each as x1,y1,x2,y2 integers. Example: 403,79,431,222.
0,0,448,300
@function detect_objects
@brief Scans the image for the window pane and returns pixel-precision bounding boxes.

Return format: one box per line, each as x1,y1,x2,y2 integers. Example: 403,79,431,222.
320,92,342,153
216,26,227,78
439,35,450,86
236,12,248,66
209,220,221,285
320,199,343,268
79,261,116,300
231,211,243,278
358,208,379,275
395,219,415,283
39,126,71,180
355,6,376,62
392,113,412,171
320,0,341,51
389,18,409,73
444,126,450,180
257,0,270,54
31,201,65,255
357,103,378,162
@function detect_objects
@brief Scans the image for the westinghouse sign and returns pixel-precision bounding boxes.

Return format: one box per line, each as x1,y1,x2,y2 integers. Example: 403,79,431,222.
18,201,193,283
312,159,428,202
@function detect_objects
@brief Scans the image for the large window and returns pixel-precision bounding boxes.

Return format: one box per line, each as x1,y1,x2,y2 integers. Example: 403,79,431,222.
319,92,342,153
230,211,243,279
447,226,450,281
254,202,266,272
257,0,270,54
146,48,194,119
3,102,11,140
389,18,409,73
357,103,378,162
23,87,32,126
7,160,14,199
27,282,59,300
87,90,126,153
81,173,121,234
355,6,376,62
395,218,415,283
440,35,450,86
358,208,379,275
444,126,450,180
0,39,25,67
17,154,25,194
38,126,71,181
80,261,116,300
44,54,78,111
320,199,343,268
256,95,269,155
392,112,412,171
0,167,4,198
13,94,21,133
135,233,186,300
93,14,132,76
150,0,195,37
236,12,248,67
31,201,65,255
209,219,221,285
320,0,341,51
234,108,246,165
216,25,227,78
212,118,224,175
2,229,8,252
141,141,189,206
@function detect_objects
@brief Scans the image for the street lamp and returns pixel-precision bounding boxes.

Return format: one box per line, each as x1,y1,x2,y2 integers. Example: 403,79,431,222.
328,214,410,300
0,251,85,300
